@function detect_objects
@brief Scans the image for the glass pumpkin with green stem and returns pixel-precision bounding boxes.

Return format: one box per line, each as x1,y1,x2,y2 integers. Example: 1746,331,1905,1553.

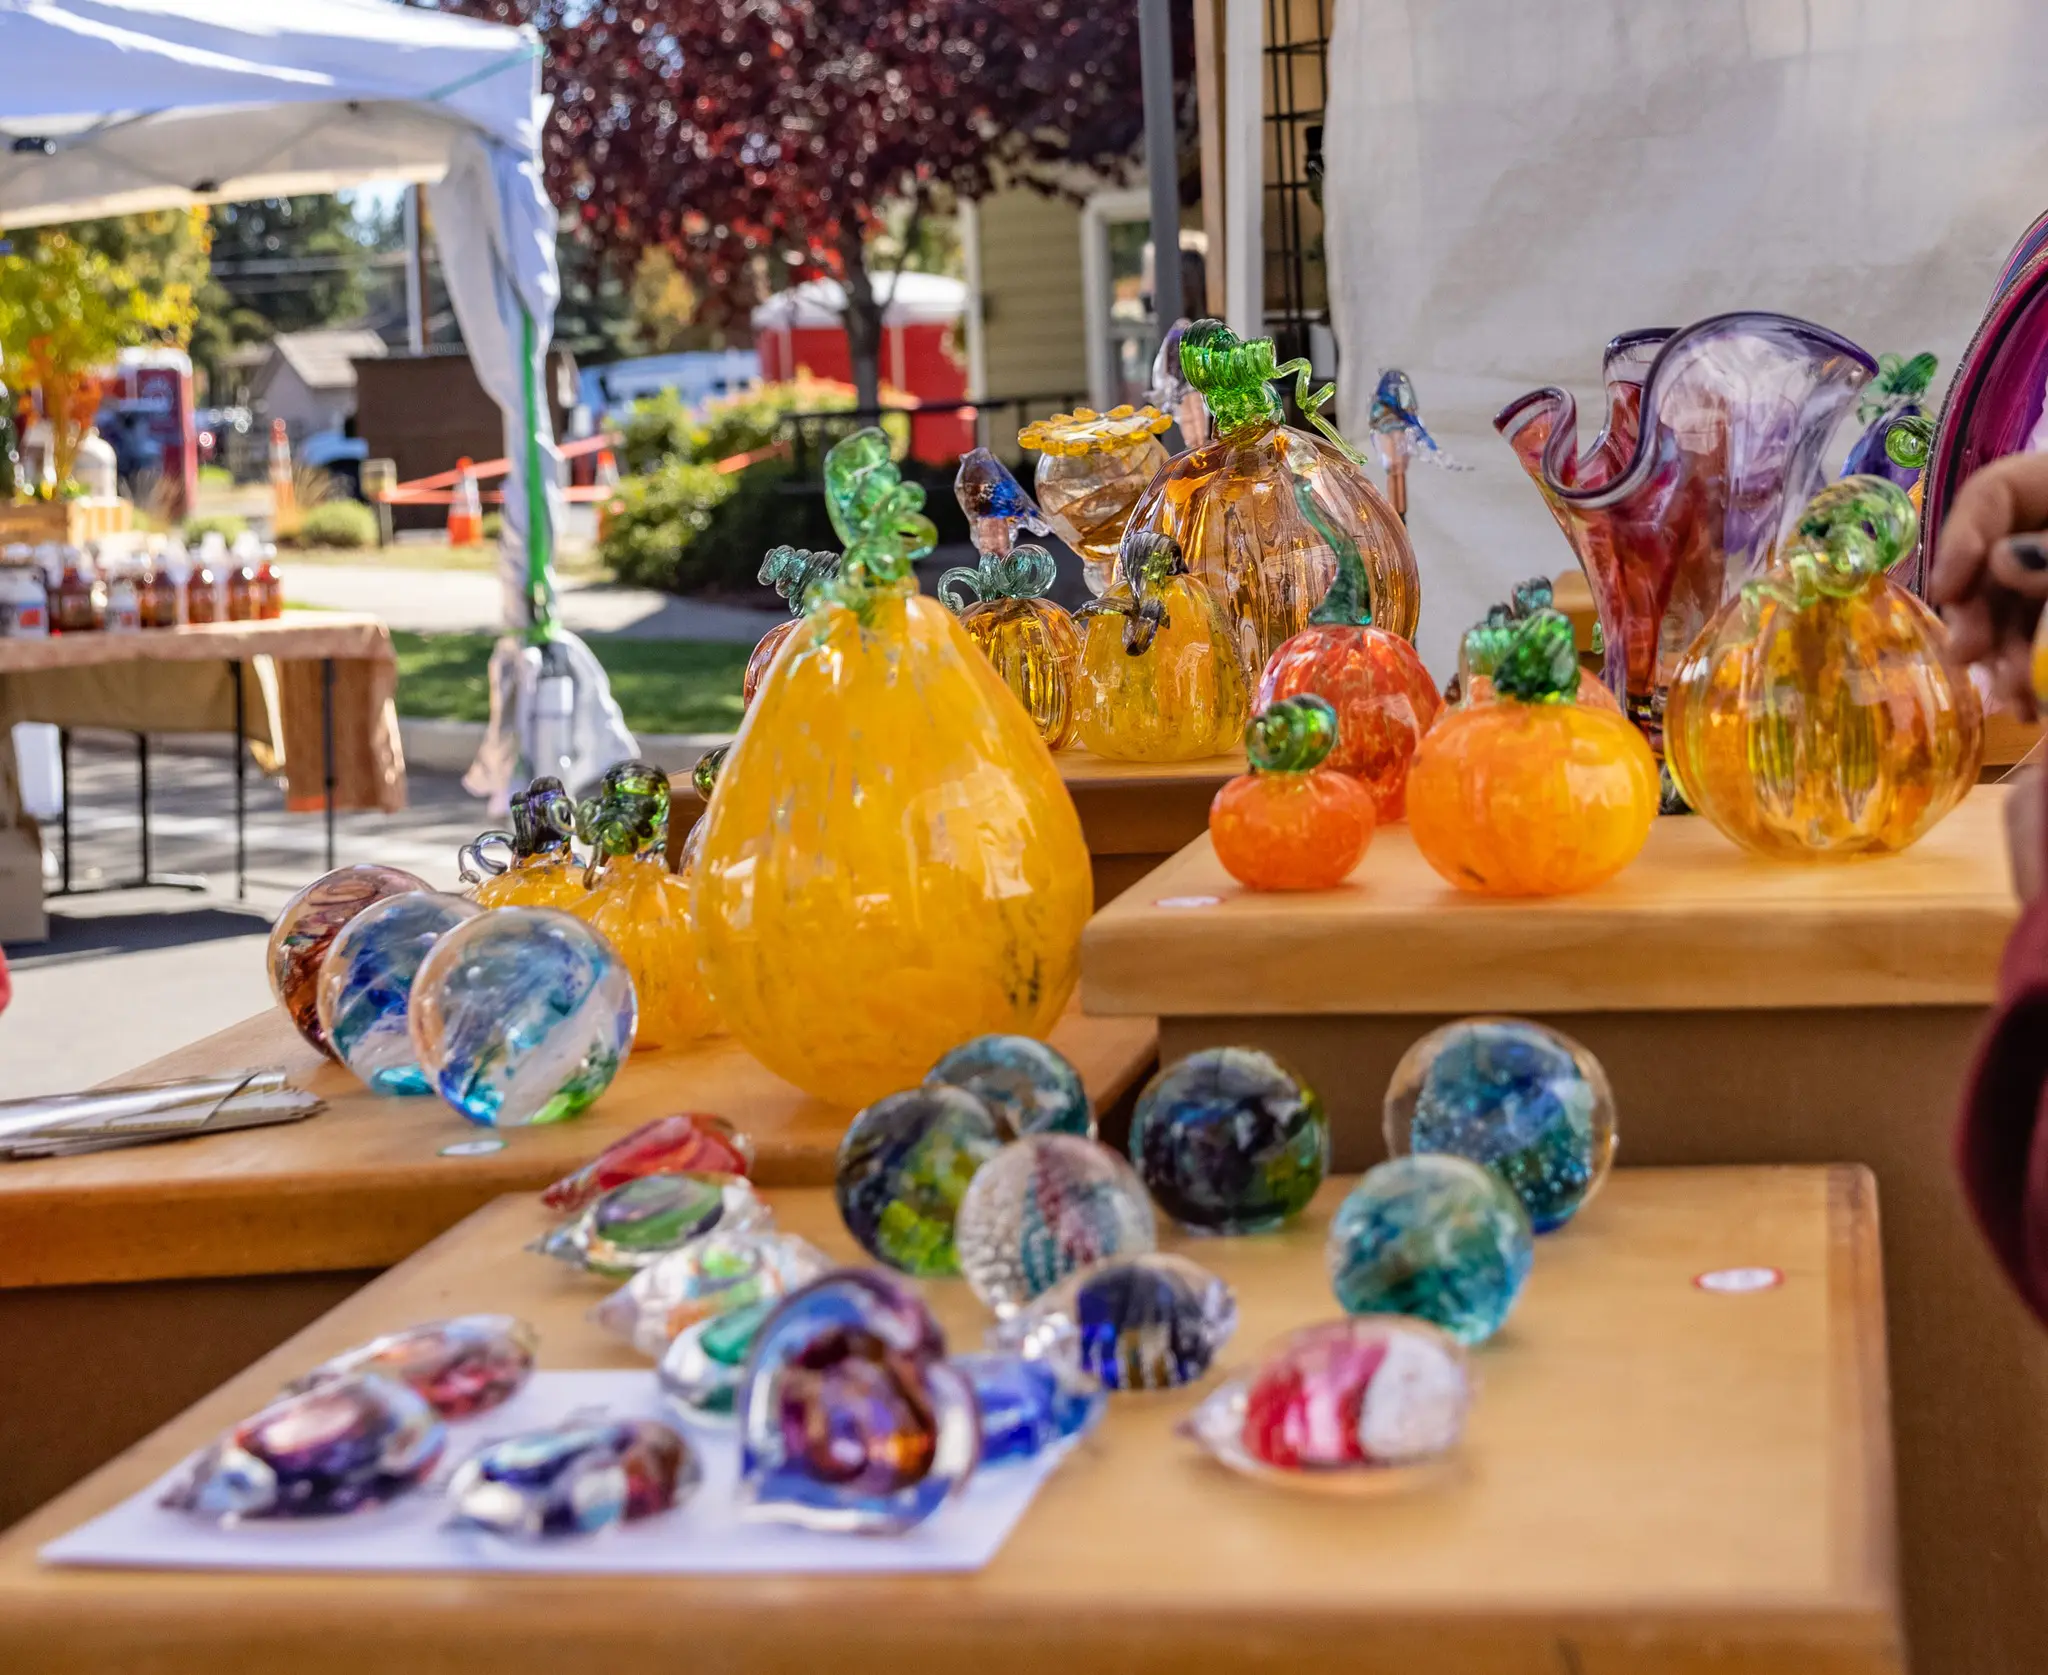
1408,609,1660,897
1664,475,1982,859
1210,695,1376,891
1254,532,1441,822
460,776,588,910
1457,578,1619,712
1072,528,1249,762
570,760,719,1051
1128,319,1419,673
744,546,840,708
689,428,1092,1108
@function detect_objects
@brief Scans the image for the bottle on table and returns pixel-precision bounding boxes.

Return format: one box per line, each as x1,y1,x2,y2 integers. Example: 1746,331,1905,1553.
254,542,283,620
138,541,181,629
104,559,141,633
0,544,47,639
225,532,259,621
185,533,226,625
52,545,104,633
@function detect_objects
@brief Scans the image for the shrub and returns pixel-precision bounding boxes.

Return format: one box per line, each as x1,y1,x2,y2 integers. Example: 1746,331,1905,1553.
616,371,913,474
197,464,234,489
293,499,379,549
183,511,246,544
601,459,836,595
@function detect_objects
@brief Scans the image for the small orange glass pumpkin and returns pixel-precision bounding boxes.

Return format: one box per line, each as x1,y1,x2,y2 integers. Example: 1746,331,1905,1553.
1456,577,1620,713
1664,475,1982,858
1256,533,1441,821
1409,610,1659,896
1210,695,1375,890
459,777,588,910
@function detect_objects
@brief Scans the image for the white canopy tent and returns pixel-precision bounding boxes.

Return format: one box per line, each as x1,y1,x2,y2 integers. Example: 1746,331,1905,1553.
0,0,635,802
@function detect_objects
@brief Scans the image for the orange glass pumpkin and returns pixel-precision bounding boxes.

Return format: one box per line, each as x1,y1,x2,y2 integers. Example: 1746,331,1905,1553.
459,777,589,911
1408,610,1659,897
1256,534,1441,822
1456,578,1620,713
1210,695,1375,890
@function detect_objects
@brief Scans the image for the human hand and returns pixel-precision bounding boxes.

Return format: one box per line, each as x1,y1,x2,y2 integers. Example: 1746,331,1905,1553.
1928,451,2048,718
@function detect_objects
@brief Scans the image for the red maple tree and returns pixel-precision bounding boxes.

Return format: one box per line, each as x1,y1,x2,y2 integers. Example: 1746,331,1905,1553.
430,1,1184,409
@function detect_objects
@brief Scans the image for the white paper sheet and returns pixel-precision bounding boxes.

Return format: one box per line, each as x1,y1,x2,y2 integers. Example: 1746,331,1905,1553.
42,1370,1069,1576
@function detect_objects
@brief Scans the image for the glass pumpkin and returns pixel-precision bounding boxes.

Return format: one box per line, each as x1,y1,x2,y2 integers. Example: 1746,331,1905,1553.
691,429,1093,1108
1210,695,1375,891
1018,405,1174,597
1408,610,1660,896
570,761,719,1051
1255,527,1442,821
460,777,587,910
1073,529,1248,762
1455,578,1619,713
1128,319,1419,673
745,546,840,708
1664,476,1983,858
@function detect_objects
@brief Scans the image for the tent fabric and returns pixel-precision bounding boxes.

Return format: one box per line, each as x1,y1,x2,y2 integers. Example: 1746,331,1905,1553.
0,0,635,797
1323,0,2048,680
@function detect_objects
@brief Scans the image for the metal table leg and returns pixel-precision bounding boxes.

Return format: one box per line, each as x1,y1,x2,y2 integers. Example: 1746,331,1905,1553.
58,727,70,895
47,728,205,897
233,659,246,901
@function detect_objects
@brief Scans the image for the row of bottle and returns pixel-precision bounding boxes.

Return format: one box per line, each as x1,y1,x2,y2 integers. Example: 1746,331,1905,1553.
0,534,284,638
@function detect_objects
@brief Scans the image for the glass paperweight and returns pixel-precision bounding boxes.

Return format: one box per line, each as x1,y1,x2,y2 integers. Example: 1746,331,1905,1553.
1073,528,1249,762
592,1229,833,1358
1209,695,1375,892
955,1133,1158,1315
1130,319,1418,672
1327,1156,1535,1345
926,1033,1093,1139
745,546,840,708
1665,477,1982,858
460,777,586,911
998,1252,1236,1392
692,427,1091,1108
1407,610,1659,896
1386,1019,1616,1234
1496,314,1874,756
162,1374,444,1524
266,864,428,1056
955,1351,1105,1464
1256,533,1441,822
658,1295,778,1423
408,907,636,1128
938,526,1081,749
1018,404,1174,595
571,760,718,1051
290,1315,536,1419
314,892,481,1096
447,1418,696,1540
542,1114,755,1214
1181,1318,1470,1490
737,1269,981,1534
1127,1045,1328,1232
835,1086,1009,1277
534,1172,770,1279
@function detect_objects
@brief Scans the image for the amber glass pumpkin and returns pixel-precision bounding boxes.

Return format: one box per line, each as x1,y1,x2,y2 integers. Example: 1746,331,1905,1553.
1211,696,1375,890
1665,476,1983,859
1128,320,1419,673
744,546,840,708
460,777,587,910
1073,529,1249,761
571,761,719,1052
1409,611,1660,896
1256,533,1441,822
940,542,1081,749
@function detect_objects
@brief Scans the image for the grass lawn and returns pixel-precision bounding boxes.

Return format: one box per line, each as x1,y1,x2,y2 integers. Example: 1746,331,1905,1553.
393,632,748,736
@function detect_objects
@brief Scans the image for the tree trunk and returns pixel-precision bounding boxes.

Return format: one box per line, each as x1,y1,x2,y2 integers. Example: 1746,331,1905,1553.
839,233,883,415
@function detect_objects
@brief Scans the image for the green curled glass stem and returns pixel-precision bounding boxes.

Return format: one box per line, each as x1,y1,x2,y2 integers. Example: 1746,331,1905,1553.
938,543,1058,612
1080,529,1185,654
816,428,937,611
1490,609,1582,704
575,758,670,863
758,545,840,617
1743,474,1918,612
1178,317,1368,466
514,776,576,857
1460,578,1560,682
1884,412,1935,471
690,744,727,802
1246,694,1339,772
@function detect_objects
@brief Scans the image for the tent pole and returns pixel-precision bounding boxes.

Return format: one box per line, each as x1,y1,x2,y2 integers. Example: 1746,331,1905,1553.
404,186,426,355
1140,0,1184,330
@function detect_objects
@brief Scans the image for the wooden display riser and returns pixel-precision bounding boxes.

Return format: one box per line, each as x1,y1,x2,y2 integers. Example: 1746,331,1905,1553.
1080,789,2020,1675
0,1166,1898,1675
0,1007,1157,1532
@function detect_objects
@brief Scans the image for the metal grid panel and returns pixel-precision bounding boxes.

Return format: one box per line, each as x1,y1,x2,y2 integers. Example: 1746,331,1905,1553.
1262,0,1330,366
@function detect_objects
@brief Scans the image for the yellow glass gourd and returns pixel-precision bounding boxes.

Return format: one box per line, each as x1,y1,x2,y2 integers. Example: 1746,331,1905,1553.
459,777,588,910
689,429,1093,1108
1074,528,1249,761
1664,476,1983,858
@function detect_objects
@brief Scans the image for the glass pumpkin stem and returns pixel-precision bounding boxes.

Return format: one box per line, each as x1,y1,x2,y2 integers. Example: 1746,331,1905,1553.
818,428,939,613
1884,413,1935,471
690,745,727,802
1178,318,1369,468
1080,529,1185,654
576,759,671,873
938,544,1060,613
1246,695,1339,773
458,832,514,884
1490,611,1582,704
1748,474,1918,610
759,546,840,617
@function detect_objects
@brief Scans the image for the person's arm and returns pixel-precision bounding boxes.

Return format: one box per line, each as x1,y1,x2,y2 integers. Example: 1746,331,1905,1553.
1930,450,2048,718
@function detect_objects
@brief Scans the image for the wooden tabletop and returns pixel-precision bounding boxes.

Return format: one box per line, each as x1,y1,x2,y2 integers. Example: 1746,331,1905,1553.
0,1008,1157,1290
1083,785,2018,1018
0,611,396,673
0,1165,1898,1675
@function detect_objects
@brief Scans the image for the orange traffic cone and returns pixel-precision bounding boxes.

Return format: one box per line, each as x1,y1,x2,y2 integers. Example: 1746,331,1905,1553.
594,445,621,540
268,419,298,540
447,457,484,547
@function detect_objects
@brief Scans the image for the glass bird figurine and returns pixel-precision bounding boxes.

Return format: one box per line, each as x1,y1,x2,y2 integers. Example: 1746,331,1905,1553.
1129,319,1419,672
998,1252,1237,1393
459,777,587,910
315,891,481,1096
835,1085,1010,1277
1209,695,1375,890
745,545,840,708
1367,368,1463,524
955,1133,1158,1316
692,428,1092,1108
658,1296,778,1423
1073,528,1249,761
1127,1046,1328,1232
1663,476,1983,858
267,864,428,1056
925,1033,1094,1139
1018,404,1175,596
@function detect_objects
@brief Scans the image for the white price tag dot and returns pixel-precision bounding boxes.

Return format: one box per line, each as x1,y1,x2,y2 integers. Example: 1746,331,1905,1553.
1694,1266,1783,1294
1154,894,1222,910
439,1137,506,1158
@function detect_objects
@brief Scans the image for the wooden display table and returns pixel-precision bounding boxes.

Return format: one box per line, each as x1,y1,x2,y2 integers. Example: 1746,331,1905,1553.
0,1006,1156,1531
0,1165,1899,1675
1082,789,2022,1675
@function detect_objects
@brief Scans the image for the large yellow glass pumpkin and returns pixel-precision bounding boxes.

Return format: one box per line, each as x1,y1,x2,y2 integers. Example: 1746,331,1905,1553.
690,429,1092,1108
1073,529,1249,761
1665,476,1983,858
